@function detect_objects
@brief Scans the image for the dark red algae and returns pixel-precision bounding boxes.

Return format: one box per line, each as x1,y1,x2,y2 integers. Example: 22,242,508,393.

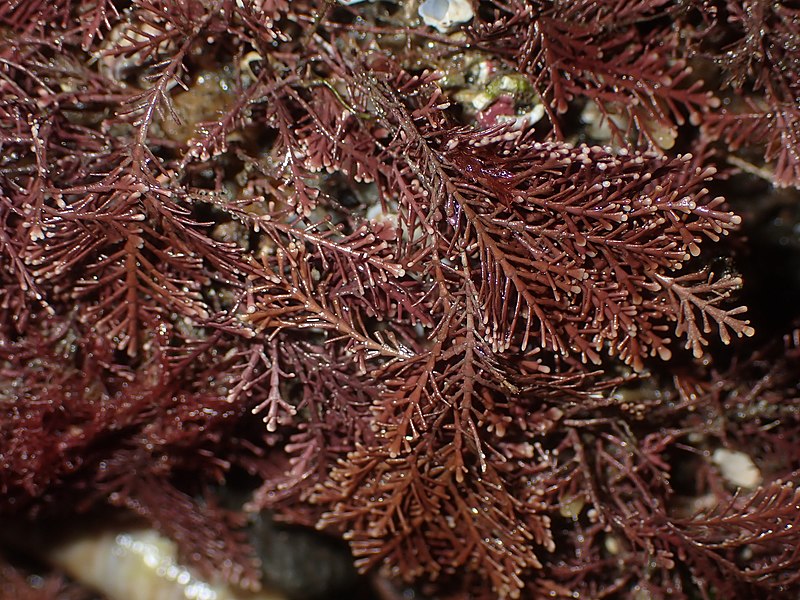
1,1,800,599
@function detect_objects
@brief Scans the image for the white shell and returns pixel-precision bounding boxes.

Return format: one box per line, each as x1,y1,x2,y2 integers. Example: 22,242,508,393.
712,448,762,489
496,105,546,129
47,528,285,600
418,0,474,33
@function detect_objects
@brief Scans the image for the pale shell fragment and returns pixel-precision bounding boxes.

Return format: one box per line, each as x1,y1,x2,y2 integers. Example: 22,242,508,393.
418,0,475,33
712,448,762,489
496,104,546,129
47,528,285,600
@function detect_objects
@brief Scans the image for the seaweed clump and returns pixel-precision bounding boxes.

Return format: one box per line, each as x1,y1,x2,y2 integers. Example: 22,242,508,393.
1,1,799,599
